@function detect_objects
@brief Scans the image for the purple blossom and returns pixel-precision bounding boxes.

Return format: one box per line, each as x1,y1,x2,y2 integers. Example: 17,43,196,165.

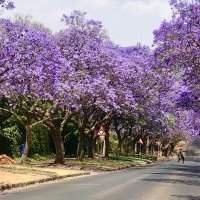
0,0,14,10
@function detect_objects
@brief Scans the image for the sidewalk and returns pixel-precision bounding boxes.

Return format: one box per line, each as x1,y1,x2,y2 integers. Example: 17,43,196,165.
0,164,90,191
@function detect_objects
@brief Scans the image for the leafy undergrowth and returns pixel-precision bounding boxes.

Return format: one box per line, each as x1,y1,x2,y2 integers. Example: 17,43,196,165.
17,154,158,171
15,154,55,164
62,155,156,171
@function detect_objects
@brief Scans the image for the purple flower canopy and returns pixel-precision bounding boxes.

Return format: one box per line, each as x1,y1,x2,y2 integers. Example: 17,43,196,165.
0,18,69,100
0,1,200,136
154,0,200,136
0,0,14,10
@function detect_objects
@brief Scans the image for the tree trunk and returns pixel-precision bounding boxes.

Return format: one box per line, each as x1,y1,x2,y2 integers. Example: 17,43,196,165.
157,143,162,157
21,124,32,164
104,133,109,158
124,140,129,156
77,130,85,160
104,123,110,158
117,135,122,155
50,127,65,164
88,134,96,158
134,142,137,154
44,120,65,164
118,140,122,155
139,142,142,155
146,137,150,155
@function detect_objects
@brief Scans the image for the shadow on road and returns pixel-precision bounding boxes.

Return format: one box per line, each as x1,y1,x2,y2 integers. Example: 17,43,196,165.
142,178,200,187
185,157,200,162
142,163,200,187
159,164,200,174
150,172,200,179
171,195,200,200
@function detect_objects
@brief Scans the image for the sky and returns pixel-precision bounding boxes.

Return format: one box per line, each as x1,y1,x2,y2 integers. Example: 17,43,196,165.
2,0,172,47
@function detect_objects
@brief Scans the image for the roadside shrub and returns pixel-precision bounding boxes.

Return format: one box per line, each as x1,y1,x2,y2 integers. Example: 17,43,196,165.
29,125,54,156
0,126,21,157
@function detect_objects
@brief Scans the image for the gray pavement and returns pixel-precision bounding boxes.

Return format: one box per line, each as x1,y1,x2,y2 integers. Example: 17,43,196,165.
0,157,200,200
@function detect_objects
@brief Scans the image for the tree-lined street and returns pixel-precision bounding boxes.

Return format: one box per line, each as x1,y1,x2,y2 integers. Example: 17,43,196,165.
1,0,200,199
1,156,200,200
1,0,199,165
1,140,200,200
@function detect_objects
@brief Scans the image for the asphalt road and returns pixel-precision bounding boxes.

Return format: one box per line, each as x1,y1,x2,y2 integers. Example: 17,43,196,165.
1,157,200,200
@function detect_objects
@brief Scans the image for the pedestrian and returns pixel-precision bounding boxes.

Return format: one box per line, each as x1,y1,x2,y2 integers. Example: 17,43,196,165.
180,149,185,164
177,149,184,164
19,144,25,157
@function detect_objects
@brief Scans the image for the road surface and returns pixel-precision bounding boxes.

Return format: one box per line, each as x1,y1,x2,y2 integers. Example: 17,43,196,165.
0,157,200,200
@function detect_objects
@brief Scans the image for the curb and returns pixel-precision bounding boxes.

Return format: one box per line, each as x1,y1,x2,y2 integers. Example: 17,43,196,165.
78,161,157,172
0,172,90,192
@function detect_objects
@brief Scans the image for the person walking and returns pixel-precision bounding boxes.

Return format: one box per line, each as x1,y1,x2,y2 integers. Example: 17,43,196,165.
19,144,25,157
177,149,185,164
